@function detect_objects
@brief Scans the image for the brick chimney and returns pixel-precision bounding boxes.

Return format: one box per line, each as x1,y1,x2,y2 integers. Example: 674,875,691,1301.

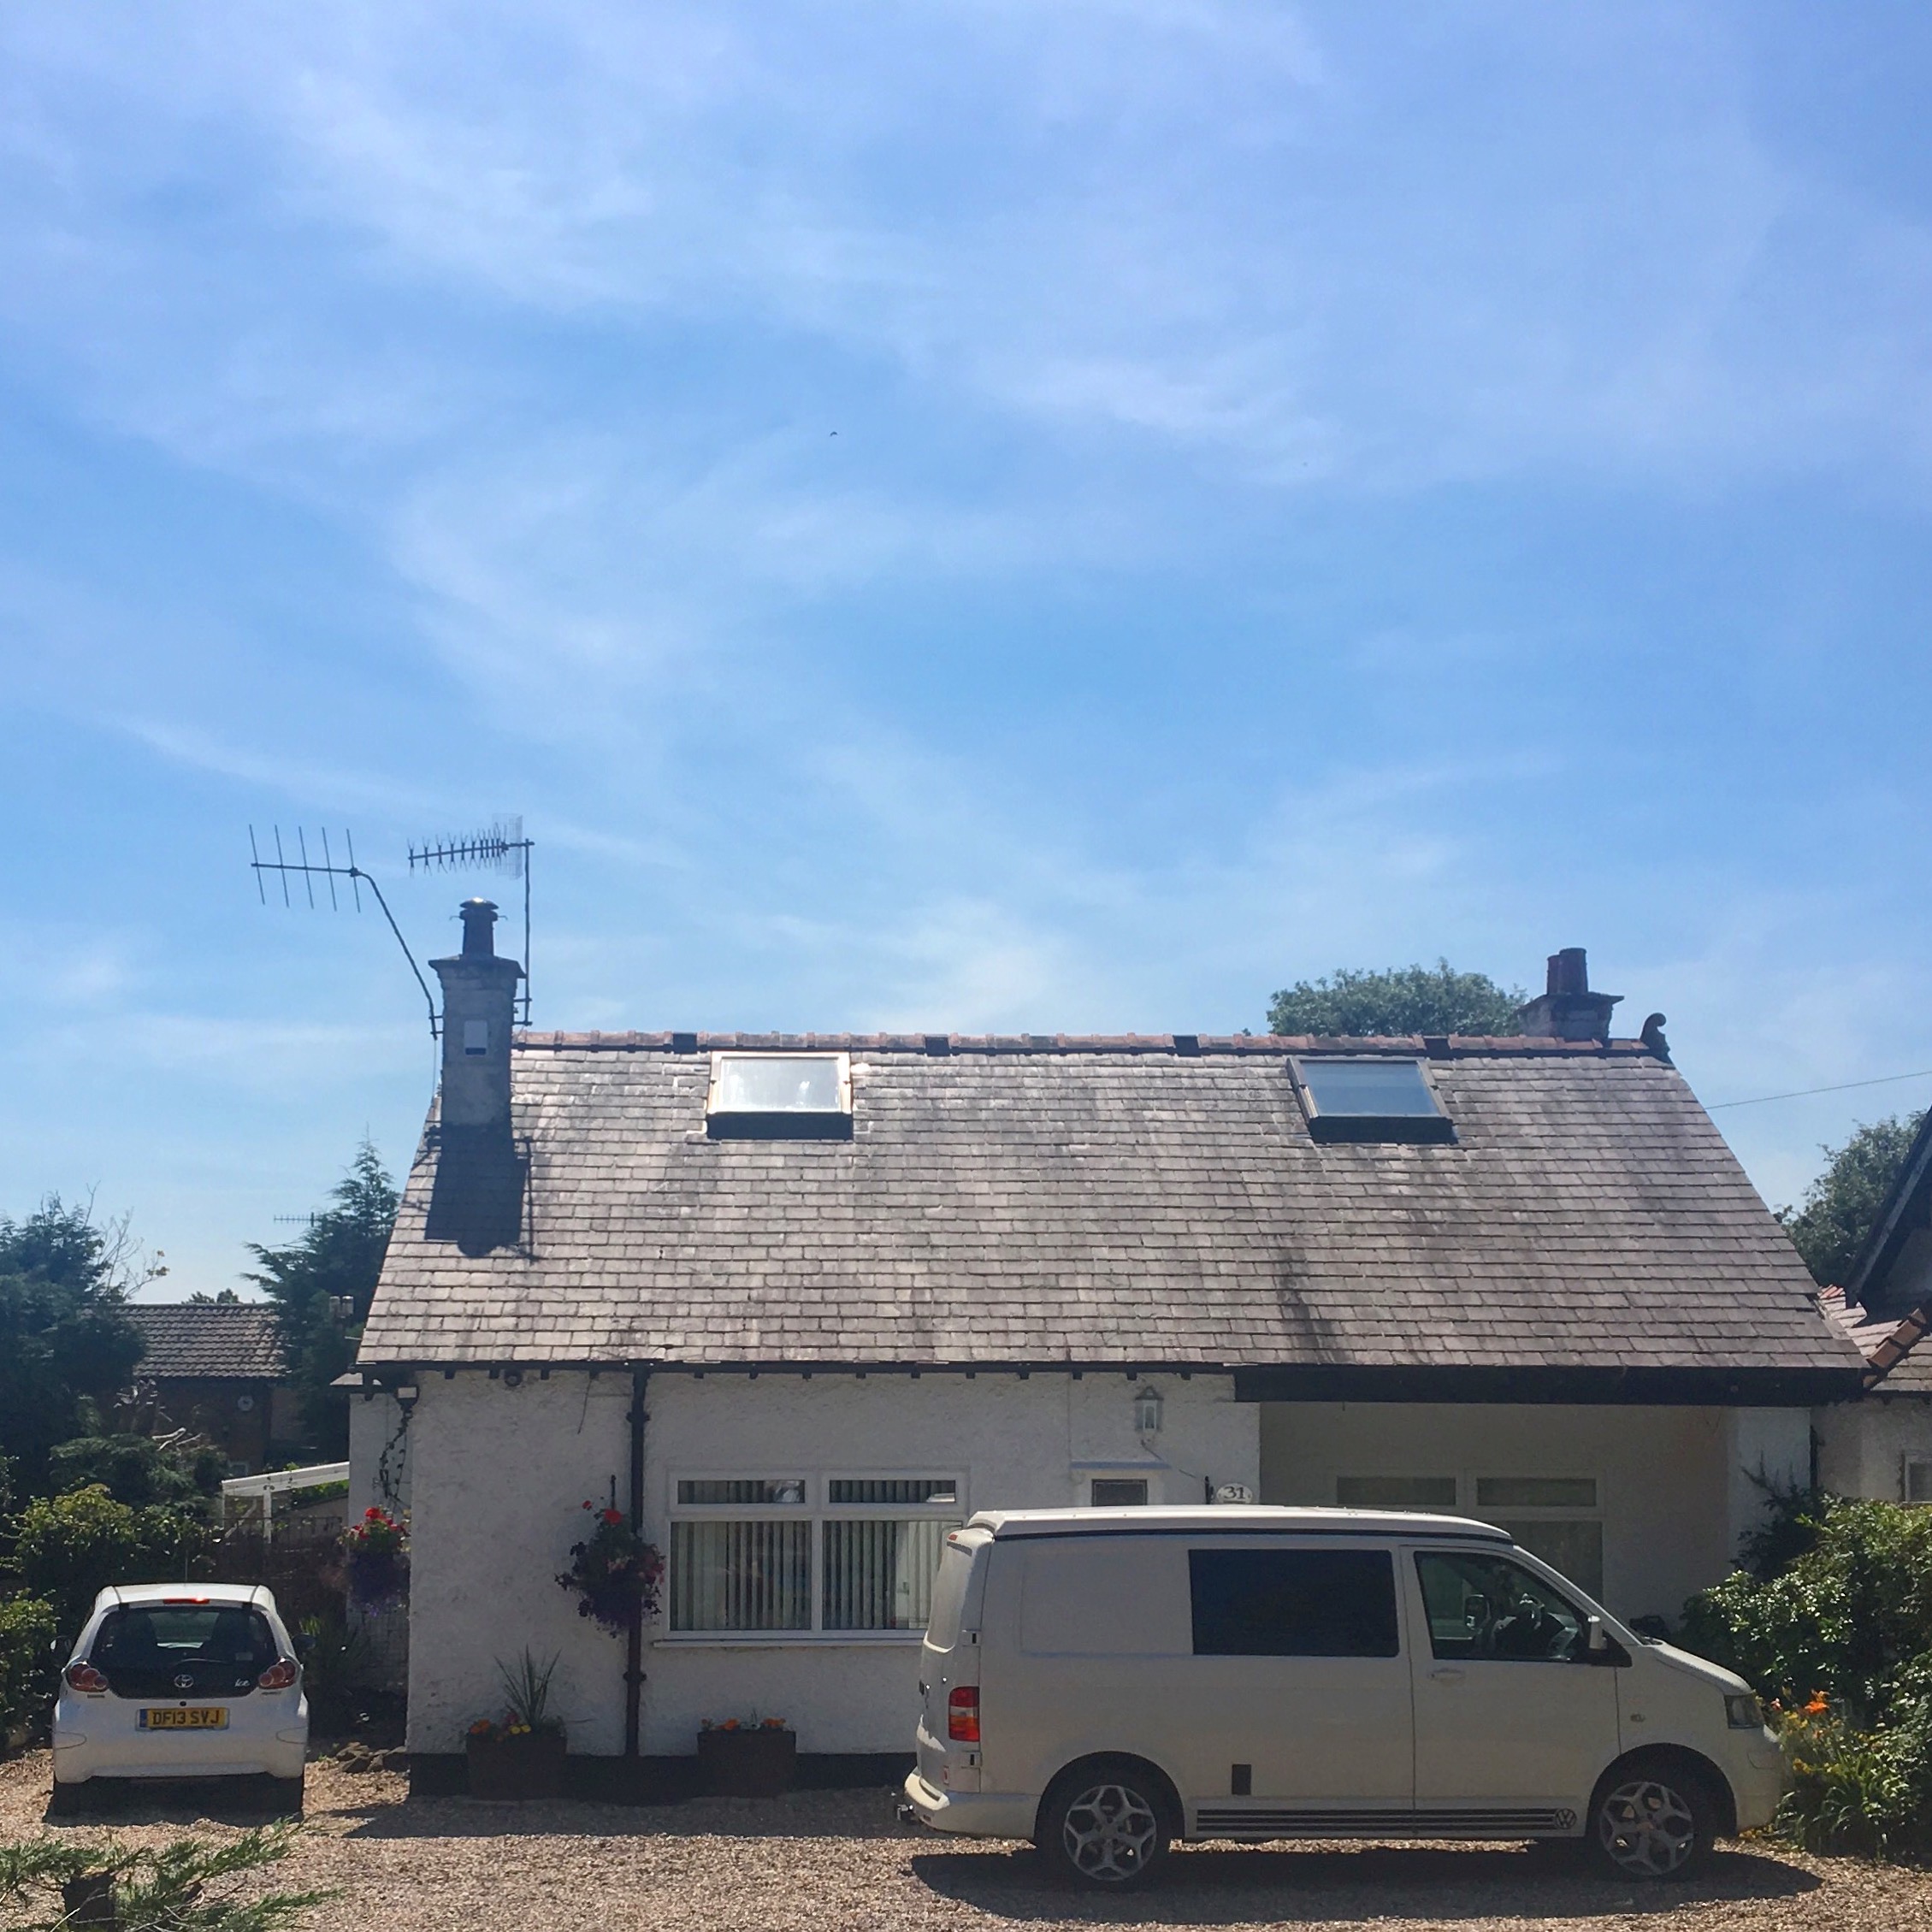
1511,947,1622,1043
429,899,523,1131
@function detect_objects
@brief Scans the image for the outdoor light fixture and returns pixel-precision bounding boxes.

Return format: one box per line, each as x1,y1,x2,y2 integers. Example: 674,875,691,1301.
501,1368,524,1391
1133,1385,1163,1436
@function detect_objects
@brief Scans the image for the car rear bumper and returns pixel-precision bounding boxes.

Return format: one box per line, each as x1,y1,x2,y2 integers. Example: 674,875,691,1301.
53,1699,306,1784
901,1770,1036,1840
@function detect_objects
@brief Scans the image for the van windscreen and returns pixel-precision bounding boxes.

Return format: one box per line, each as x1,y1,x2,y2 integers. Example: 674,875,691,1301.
924,1539,976,1650
1190,1547,1399,1657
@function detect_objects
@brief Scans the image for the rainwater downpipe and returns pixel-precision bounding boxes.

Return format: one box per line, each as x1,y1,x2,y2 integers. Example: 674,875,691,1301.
624,1364,650,1760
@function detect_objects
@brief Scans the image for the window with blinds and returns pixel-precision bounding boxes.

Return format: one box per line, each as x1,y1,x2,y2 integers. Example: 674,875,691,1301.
670,1520,811,1631
668,1474,963,1635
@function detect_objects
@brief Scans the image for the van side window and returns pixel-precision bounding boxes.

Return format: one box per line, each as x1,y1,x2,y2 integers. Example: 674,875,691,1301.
1414,1551,1587,1663
1189,1548,1399,1657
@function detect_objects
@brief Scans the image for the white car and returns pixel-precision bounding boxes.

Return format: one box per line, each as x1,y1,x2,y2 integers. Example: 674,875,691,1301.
51,1583,308,1814
904,1507,1787,1888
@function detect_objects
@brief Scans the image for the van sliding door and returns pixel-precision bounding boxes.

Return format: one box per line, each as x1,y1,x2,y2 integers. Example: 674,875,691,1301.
1184,1542,1413,1831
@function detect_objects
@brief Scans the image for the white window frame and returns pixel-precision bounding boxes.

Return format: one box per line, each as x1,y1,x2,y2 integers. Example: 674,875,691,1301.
1332,1470,1607,1595
661,1469,966,1645
705,1052,852,1117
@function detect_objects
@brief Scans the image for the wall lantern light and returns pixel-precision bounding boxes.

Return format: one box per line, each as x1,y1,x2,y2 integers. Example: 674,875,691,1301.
1133,1385,1163,1436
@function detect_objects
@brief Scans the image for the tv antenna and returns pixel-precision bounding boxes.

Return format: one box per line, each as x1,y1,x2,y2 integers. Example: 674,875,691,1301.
408,816,534,1025
248,826,440,1036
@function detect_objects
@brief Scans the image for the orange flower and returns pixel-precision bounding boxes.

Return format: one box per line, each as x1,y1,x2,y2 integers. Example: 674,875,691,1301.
1804,1692,1829,1716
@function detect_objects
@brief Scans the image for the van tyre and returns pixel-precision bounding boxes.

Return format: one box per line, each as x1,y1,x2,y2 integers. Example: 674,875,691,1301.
1040,1758,1172,1890
45,1780,84,1820
1588,1758,1717,1880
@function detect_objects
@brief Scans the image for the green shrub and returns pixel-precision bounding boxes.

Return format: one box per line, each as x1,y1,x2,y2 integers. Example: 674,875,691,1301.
1679,1498,1932,1722
0,1596,56,1740
297,1613,372,1734
1679,1496,1932,1862
7,1484,209,1632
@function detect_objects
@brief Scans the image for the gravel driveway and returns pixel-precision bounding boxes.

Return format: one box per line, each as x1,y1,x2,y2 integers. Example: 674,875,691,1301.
3,1750,1926,1932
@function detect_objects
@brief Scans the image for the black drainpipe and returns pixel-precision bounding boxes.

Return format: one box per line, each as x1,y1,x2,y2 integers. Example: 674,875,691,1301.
624,1364,650,1760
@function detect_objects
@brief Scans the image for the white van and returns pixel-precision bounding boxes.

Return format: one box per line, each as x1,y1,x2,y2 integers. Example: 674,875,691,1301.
902,1507,1784,1888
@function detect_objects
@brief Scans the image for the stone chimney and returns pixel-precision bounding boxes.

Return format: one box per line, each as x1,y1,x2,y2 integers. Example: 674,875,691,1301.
424,901,527,1255
429,899,523,1129
1511,947,1622,1043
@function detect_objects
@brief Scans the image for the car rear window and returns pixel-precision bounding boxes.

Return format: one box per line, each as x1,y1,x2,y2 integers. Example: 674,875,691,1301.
1190,1547,1400,1657
92,1605,280,1693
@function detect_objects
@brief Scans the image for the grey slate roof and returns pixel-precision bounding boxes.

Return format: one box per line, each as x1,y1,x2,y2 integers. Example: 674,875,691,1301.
358,1032,1864,1390
128,1303,287,1380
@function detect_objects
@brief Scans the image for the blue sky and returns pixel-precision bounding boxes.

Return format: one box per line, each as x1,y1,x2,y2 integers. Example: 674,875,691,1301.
3,1,1931,1293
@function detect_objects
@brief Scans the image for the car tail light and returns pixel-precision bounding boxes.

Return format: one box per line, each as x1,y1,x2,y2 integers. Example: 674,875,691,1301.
63,1662,109,1694
257,1657,299,1691
946,1686,979,1743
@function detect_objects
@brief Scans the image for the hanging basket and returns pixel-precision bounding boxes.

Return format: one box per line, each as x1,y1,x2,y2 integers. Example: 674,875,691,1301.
343,1507,410,1611
557,1502,663,1636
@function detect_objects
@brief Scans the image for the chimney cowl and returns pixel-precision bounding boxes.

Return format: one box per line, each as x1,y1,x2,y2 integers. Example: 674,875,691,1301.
1510,946,1623,1043
458,898,499,960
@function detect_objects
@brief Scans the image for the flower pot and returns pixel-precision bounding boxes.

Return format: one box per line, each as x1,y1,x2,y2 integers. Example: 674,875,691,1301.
466,1728,567,1799
697,1727,795,1798
347,1549,409,1613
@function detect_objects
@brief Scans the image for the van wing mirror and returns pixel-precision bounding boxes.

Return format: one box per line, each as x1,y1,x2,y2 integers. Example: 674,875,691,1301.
1586,1615,1608,1654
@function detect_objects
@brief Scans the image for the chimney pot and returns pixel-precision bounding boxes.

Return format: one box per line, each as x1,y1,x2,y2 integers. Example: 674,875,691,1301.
1547,947,1589,996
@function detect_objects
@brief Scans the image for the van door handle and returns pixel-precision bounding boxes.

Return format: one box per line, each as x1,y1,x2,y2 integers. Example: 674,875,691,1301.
918,1682,929,1697
1430,1668,1466,1685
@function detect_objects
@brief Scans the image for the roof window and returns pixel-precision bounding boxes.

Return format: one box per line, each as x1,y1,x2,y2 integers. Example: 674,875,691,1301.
706,1052,852,1141
1292,1056,1455,1145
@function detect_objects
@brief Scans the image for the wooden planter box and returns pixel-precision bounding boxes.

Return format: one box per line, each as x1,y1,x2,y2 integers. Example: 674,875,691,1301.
466,1728,566,1799
697,1727,795,1797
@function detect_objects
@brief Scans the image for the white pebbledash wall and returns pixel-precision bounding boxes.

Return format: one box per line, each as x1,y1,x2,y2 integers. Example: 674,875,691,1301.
398,1368,1257,1758
1260,1402,1811,1626
1815,1395,1932,1500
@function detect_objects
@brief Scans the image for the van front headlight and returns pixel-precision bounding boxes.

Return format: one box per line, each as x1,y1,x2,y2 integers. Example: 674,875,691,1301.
1726,1693,1766,1729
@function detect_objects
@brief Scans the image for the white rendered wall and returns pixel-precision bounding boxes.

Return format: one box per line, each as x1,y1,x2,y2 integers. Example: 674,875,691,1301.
1259,1403,1749,1624
404,1369,1256,1758
1816,1397,1932,1499
1723,1408,1811,1560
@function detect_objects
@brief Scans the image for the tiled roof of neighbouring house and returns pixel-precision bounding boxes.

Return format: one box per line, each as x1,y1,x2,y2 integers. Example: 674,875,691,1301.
1821,1285,1932,1396
357,1031,1865,1396
127,1303,287,1380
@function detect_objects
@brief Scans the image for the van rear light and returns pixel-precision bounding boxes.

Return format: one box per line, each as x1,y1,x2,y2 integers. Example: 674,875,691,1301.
947,1686,979,1742
63,1662,109,1693
162,1596,211,1605
257,1657,299,1691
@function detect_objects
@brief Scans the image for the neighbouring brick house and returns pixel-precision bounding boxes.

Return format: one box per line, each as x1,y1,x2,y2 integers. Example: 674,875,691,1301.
346,907,1864,1785
123,1302,296,1474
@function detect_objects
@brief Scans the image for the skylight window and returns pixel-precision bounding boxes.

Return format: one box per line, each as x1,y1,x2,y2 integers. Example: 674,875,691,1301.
1292,1057,1455,1145
706,1052,852,1140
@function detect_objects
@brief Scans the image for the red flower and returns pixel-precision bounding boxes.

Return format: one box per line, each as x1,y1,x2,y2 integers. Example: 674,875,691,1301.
602,1509,623,1526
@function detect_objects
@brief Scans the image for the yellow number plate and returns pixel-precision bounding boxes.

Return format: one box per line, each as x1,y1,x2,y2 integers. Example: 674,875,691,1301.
140,1707,228,1729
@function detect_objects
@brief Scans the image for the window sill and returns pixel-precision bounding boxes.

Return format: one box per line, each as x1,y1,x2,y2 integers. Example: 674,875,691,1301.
652,1633,925,1650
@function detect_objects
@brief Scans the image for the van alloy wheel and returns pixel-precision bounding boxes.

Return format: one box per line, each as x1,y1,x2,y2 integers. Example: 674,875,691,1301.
1595,1778,1699,1877
1060,1781,1161,1884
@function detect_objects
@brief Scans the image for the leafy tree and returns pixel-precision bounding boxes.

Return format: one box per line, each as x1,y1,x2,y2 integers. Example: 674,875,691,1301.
246,1143,399,1459
1777,1111,1927,1291
7,1484,208,1631
188,1287,242,1304
49,1423,226,1512
1267,960,1526,1039
0,1199,152,1494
